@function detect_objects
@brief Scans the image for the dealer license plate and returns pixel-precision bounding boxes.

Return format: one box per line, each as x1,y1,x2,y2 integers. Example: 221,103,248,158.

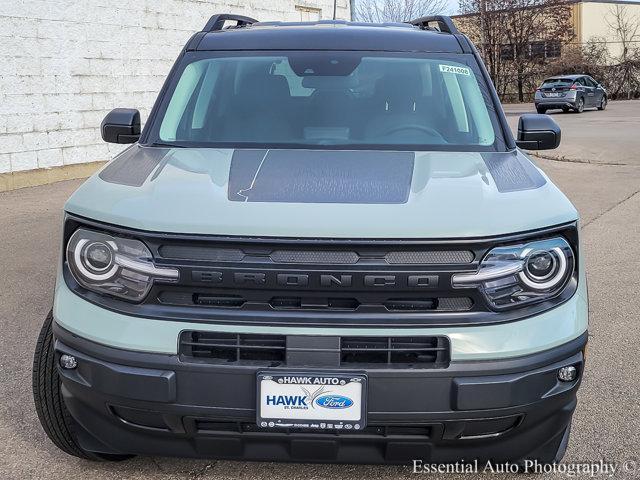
257,372,366,431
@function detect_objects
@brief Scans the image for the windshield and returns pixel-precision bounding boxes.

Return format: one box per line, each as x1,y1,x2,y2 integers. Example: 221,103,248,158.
149,51,505,151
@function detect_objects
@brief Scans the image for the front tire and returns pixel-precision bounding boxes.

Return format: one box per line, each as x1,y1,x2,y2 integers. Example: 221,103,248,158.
536,105,547,114
598,96,607,110
32,310,133,461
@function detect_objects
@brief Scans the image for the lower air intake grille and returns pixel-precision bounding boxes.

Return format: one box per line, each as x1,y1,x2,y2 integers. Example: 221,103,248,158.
180,332,450,368
193,420,432,437
340,336,450,368
180,332,286,364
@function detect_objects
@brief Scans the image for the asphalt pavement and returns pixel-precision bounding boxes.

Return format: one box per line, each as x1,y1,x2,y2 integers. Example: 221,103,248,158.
503,100,640,166
0,101,639,479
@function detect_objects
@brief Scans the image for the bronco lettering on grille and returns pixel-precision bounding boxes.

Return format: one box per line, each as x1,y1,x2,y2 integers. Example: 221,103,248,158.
190,270,439,289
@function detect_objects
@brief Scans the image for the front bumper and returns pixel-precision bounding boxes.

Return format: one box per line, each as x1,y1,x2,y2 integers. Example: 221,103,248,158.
54,322,587,464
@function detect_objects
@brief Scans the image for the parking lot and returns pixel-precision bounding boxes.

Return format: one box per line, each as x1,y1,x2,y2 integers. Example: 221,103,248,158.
1,101,639,479
503,100,640,166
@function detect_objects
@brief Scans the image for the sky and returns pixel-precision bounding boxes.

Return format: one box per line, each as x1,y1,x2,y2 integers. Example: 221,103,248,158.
444,0,460,15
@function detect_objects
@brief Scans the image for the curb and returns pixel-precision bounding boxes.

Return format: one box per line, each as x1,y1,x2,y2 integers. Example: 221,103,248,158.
0,161,106,192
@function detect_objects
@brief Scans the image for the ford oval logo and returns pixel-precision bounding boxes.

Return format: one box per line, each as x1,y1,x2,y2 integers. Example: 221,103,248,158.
315,395,353,409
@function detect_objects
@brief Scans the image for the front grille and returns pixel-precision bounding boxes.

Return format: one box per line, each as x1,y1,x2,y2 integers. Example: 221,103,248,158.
151,236,482,320
136,221,515,329
180,331,450,368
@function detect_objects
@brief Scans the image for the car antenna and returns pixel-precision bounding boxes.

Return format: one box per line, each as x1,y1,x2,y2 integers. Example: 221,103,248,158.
333,0,337,19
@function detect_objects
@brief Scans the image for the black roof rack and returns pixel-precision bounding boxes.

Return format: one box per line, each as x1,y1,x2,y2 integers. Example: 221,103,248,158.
203,14,258,32
408,15,459,34
190,13,466,54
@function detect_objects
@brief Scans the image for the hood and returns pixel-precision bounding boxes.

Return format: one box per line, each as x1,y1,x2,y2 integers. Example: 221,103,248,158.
65,146,578,239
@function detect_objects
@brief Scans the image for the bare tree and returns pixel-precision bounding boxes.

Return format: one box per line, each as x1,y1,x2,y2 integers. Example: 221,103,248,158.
457,0,507,94
457,0,575,101
546,37,608,77
581,38,610,70
606,4,640,98
353,0,449,23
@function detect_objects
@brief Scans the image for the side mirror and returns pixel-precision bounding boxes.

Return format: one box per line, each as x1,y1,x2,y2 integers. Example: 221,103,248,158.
101,108,141,144
516,114,561,150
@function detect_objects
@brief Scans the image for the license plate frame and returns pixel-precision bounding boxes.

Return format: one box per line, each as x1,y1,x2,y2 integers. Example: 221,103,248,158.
256,372,367,431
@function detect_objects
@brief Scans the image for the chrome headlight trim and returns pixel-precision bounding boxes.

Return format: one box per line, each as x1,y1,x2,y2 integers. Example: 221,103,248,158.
66,228,178,302
452,236,575,310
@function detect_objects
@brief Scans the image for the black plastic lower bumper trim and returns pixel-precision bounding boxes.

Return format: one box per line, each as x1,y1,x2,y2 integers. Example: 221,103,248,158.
53,323,587,464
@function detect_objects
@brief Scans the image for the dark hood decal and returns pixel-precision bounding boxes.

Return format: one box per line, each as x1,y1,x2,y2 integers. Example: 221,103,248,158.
228,149,415,204
99,145,169,187
482,152,546,193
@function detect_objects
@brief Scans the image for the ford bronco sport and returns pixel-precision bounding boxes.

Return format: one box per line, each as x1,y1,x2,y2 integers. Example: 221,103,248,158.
33,14,587,465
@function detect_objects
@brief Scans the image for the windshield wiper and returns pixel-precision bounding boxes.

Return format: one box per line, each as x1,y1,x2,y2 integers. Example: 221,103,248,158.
147,142,185,148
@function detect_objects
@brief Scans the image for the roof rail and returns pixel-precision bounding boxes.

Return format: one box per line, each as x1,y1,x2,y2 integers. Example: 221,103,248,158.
203,14,258,32
408,15,459,34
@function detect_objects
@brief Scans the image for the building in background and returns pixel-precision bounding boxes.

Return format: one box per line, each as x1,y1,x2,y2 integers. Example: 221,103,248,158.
571,0,640,59
453,0,640,102
454,0,640,59
0,0,351,188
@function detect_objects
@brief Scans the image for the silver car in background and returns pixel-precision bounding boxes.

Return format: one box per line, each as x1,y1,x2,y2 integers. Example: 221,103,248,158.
535,75,607,113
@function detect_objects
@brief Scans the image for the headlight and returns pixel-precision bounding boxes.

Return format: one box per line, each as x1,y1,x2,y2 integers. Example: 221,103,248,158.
67,228,178,302
452,237,574,310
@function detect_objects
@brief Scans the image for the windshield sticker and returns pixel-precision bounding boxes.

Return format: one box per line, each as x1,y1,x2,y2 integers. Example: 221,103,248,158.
439,64,471,76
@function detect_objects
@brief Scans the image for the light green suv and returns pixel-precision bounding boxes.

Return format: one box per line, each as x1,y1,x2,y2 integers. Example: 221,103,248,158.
32,14,587,466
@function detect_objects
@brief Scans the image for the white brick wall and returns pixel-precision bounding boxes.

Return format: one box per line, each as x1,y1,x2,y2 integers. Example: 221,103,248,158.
0,0,351,174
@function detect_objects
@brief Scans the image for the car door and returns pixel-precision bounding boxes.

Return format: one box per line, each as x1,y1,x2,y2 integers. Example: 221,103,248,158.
580,77,596,107
587,77,604,105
